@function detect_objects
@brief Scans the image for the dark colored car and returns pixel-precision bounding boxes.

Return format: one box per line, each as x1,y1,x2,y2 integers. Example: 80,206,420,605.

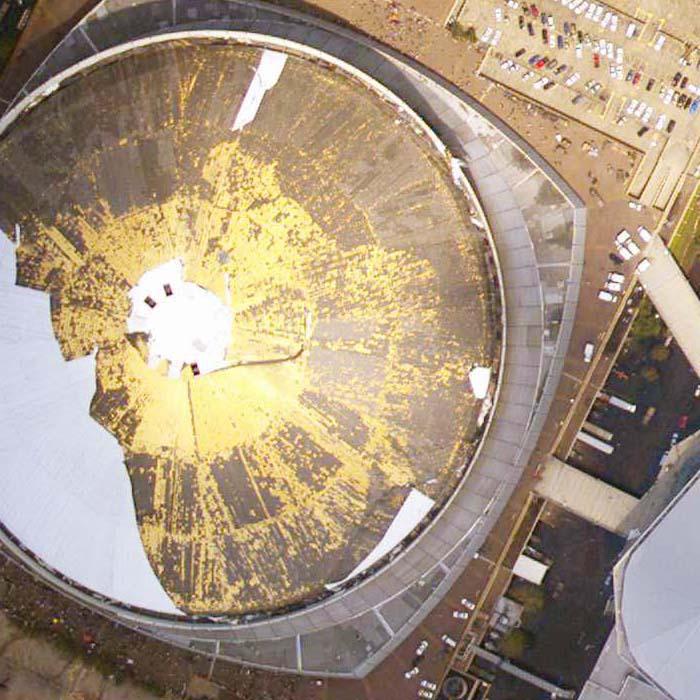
626,69,634,81
646,77,656,91
528,22,535,36
637,126,649,137
515,47,527,57
528,54,541,65
681,75,689,88
519,15,525,29
667,119,677,133
672,71,682,87
609,252,624,265
563,21,570,35
530,4,539,18
557,34,564,49
542,27,549,43
555,64,568,74
593,53,600,68
632,72,641,86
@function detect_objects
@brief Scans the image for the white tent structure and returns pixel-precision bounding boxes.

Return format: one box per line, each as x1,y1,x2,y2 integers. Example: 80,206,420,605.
615,470,700,700
0,233,180,615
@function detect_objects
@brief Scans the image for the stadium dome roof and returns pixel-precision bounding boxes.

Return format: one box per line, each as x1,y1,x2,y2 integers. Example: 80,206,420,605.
616,471,700,700
0,39,500,616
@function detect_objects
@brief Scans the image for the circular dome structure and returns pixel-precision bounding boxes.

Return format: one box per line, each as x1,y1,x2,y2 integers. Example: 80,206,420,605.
0,38,501,617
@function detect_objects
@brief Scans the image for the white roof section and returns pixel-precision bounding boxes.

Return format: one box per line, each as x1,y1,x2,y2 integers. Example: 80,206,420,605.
581,629,671,700
0,233,180,615
513,554,549,585
617,470,700,700
327,488,434,589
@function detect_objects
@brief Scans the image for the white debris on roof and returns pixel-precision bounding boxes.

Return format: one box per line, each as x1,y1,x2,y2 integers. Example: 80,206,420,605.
325,488,434,589
469,365,492,399
0,233,180,615
231,49,288,132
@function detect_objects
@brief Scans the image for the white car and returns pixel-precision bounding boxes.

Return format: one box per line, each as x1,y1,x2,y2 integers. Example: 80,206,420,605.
625,22,637,39
628,200,642,210
575,43,583,59
636,258,651,273
416,639,428,656
533,77,548,90
616,229,631,245
481,27,494,43
593,5,604,22
522,71,535,81
418,691,435,700
585,2,595,19
662,88,673,105
598,290,618,302
654,34,666,51
637,225,652,242
616,47,624,65
441,634,457,648
606,280,622,292
453,610,469,619
601,11,611,29
626,99,639,115
616,245,633,260
606,42,614,59
634,101,647,118
642,106,653,123
495,7,503,21
547,15,555,28
460,598,476,610
405,667,420,679
610,14,618,32
627,239,641,256
694,383,700,398
584,342,594,363
576,1,588,15
608,272,625,283
421,681,438,690
565,72,581,87
655,114,668,131
492,30,502,46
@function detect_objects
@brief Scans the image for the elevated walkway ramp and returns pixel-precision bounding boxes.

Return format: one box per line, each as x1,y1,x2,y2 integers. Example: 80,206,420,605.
534,456,638,536
637,236,700,376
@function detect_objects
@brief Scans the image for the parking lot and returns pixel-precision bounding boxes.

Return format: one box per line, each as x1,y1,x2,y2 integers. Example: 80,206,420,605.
457,0,700,209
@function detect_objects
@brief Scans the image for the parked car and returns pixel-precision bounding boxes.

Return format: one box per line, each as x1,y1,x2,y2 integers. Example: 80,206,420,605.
584,342,594,363
598,290,618,302
636,258,651,273
615,229,631,245
637,225,652,242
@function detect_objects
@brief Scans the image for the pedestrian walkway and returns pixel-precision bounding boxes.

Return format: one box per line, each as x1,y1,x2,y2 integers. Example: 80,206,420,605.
534,456,638,535
637,236,700,376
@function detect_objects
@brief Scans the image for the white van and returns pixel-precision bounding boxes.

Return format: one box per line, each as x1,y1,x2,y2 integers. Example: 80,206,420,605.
637,258,651,273
584,342,594,362
598,290,618,302
608,271,625,284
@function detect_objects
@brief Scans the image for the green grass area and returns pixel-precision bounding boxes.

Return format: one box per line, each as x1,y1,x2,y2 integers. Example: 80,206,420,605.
669,185,700,271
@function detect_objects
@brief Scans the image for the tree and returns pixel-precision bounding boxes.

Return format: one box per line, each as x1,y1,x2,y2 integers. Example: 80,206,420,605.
632,300,664,341
650,344,670,362
641,365,660,383
498,629,535,659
